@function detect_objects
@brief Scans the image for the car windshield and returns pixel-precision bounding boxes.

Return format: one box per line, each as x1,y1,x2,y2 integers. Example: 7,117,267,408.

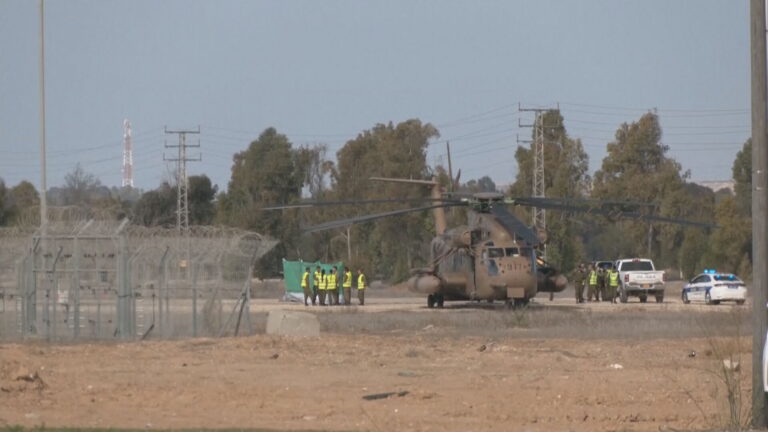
596,262,613,270
620,261,653,271
714,274,743,283
505,247,519,256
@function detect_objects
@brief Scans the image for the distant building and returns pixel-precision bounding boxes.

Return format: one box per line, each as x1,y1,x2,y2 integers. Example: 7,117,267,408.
694,180,735,194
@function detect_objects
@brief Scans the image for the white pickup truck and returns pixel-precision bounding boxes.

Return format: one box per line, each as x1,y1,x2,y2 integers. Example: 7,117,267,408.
615,258,666,303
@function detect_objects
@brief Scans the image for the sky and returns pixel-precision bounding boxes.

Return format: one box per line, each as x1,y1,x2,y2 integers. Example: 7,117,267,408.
0,0,750,194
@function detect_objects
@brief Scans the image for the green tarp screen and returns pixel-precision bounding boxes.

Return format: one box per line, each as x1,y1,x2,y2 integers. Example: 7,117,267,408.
282,259,343,301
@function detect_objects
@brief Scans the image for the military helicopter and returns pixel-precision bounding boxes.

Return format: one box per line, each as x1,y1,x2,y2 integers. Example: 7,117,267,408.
264,177,712,308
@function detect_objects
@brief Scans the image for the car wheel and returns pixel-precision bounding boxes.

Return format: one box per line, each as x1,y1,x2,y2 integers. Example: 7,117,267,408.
705,291,713,305
639,295,648,303
736,299,746,305
682,292,690,304
427,294,435,308
619,288,628,303
655,295,664,303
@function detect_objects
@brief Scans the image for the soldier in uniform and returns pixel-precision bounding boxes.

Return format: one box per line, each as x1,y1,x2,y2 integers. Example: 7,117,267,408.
328,268,338,305
597,265,607,302
587,264,599,302
356,268,366,305
607,266,620,304
301,267,313,306
342,267,353,306
572,264,586,304
312,266,321,305
318,269,327,306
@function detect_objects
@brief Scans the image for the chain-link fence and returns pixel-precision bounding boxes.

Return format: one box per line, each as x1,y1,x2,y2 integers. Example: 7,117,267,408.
0,214,277,342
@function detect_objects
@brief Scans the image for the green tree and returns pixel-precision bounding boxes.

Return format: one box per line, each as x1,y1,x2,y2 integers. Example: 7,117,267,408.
591,112,702,268
332,119,439,281
5,181,40,225
133,175,218,227
133,182,176,227
509,110,590,272
699,196,751,276
0,179,8,226
678,227,709,279
58,163,105,206
462,176,497,193
188,175,218,225
216,128,315,275
732,138,751,216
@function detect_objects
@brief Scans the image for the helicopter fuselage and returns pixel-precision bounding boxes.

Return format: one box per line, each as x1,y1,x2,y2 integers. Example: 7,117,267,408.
407,211,541,303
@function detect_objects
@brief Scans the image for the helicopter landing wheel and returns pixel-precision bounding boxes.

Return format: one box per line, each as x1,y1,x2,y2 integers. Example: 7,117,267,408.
505,298,529,309
427,294,435,309
436,294,444,308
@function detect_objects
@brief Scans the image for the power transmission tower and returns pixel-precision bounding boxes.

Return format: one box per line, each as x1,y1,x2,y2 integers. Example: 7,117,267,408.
518,104,560,256
163,126,201,235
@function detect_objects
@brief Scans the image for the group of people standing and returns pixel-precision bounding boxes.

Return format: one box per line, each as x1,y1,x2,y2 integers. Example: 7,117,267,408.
300,266,367,306
572,263,620,304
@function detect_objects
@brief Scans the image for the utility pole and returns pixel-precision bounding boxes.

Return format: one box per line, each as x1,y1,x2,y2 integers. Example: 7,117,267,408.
164,127,201,235
39,0,47,236
750,0,768,427
122,120,134,188
446,141,454,192
518,104,560,255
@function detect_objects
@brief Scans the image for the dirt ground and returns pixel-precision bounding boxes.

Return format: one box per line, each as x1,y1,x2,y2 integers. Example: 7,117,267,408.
0,288,755,432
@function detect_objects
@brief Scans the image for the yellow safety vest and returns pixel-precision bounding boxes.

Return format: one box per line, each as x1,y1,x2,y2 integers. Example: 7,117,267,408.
328,273,337,291
301,271,309,288
609,271,619,287
589,270,598,285
343,271,353,288
313,271,321,287
357,274,366,290
319,274,327,290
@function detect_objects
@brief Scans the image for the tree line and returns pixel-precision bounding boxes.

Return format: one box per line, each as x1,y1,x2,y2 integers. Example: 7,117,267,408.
0,113,752,281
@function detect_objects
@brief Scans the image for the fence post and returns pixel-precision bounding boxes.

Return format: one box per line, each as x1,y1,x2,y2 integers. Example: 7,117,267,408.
192,261,198,338
158,247,169,337
72,220,92,340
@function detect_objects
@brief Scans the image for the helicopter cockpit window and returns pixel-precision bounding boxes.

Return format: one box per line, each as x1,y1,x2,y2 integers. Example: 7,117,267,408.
505,247,520,256
488,248,504,258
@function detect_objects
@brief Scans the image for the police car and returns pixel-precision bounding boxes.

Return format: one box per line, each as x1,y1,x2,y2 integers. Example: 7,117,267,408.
681,270,747,305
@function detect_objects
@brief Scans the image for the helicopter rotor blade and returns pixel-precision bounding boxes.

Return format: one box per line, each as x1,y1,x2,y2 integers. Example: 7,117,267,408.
303,202,466,233
489,205,540,246
508,198,715,228
260,197,461,210
511,196,658,208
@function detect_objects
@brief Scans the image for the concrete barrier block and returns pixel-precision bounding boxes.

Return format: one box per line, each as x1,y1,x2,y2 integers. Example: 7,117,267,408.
265,310,320,337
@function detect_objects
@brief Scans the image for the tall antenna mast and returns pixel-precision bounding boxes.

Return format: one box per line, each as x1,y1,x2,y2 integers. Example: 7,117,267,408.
122,119,134,188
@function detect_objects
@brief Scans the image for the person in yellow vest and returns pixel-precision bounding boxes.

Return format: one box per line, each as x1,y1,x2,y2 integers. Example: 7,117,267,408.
328,268,338,305
318,269,327,306
342,267,353,306
587,264,599,302
312,266,321,305
608,266,620,304
301,267,313,306
356,269,366,306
